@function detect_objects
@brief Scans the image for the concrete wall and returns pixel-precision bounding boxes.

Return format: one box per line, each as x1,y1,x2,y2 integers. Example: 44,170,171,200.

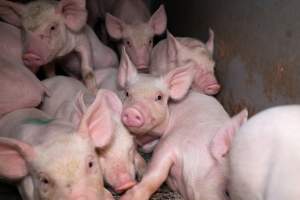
164,0,300,116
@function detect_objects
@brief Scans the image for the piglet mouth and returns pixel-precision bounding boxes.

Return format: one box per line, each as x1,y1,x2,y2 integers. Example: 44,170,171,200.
22,53,45,68
136,64,148,69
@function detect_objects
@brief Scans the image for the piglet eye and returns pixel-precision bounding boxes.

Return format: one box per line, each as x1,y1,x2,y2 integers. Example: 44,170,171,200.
155,94,163,101
126,40,131,47
125,91,129,97
50,24,57,31
149,39,152,44
39,173,50,185
88,161,94,168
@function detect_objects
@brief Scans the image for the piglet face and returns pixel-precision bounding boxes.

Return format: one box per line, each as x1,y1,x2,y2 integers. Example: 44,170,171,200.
0,133,113,200
167,30,221,95
106,5,167,69
21,2,67,69
0,0,87,71
121,23,154,69
99,129,144,193
122,75,169,134
118,48,195,135
32,134,107,200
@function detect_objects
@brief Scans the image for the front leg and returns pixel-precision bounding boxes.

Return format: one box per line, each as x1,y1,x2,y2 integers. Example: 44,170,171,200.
120,147,175,200
75,34,97,94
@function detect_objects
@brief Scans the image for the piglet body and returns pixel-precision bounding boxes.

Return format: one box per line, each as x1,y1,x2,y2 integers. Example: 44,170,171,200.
0,108,114,200
0,0,118,92
150,30,220,95
41,76,146,193
229,105,300,200
117,50,247,200
106,0,167,68
0,21,47,117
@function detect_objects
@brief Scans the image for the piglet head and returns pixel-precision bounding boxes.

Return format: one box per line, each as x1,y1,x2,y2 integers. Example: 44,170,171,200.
106,5,167,69
74,89,146,193
118,48,194,135
166,30,221,95
0,0,87,71
0,117,114,200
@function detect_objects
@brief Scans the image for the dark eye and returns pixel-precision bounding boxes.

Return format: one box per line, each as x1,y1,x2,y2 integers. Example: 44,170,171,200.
155,94,163,101
149,39,152,44
88,161,94,168
125,91,129,97
39,175,50,185
50,24,56,31
126,40,131,47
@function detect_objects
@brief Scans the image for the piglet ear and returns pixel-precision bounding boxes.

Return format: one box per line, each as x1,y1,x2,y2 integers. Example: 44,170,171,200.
78,90,114,149
57,0,87,32
118,47,138,88
0,0,26,27
210,109,248,162
206,28,214,55
100,89,123,116
163,65,195,100
166,31,181,62
149,5,167,35
105,13,124,39
0,137,35,180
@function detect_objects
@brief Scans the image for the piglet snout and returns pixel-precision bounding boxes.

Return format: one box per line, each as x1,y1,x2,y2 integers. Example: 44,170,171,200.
115,179,137,193
122,108,144,127
23,53,43,69
204,83,221,95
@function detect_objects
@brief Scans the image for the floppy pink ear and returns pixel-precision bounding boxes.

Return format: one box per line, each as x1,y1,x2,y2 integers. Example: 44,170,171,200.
118,47,138,88
105,13,124,39
210,109,248,162
163,65,195,100
206,28,214,55
100,89,123,116
57,0,87,32
166,31,181,62
78,90,114,149
0,0,26,27
149,5,167,35
0,137,35,180
55,91,87,125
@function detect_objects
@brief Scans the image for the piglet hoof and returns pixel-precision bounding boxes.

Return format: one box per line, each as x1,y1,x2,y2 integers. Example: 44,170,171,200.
120,186,149,200
84,71,97,94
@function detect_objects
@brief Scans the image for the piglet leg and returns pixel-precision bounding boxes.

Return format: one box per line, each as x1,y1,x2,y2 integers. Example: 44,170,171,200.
120,148,175,200
75,34,97,94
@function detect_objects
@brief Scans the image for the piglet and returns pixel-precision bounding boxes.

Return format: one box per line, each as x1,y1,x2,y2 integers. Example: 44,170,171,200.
150,30,220,95
0,104,115,199
229,105,300,200
0,0,116,92
118,49,248,200
0,21,47,117
40,76,146,193
106,0,167,69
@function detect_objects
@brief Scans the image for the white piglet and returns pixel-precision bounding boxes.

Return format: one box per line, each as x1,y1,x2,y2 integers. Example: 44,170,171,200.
150,30,220,95
41,76,146,193
118,49,248,200
229,105,300,200
106,0,167,69
0,105,115,199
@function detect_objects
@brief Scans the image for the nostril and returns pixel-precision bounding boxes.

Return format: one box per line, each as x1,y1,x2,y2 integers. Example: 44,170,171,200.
135,115,141,120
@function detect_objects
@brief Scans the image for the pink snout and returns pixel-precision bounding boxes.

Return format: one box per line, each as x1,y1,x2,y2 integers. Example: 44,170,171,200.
204,83,221,95
115,179,137,193
23,53,44,69
122,108,144,127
